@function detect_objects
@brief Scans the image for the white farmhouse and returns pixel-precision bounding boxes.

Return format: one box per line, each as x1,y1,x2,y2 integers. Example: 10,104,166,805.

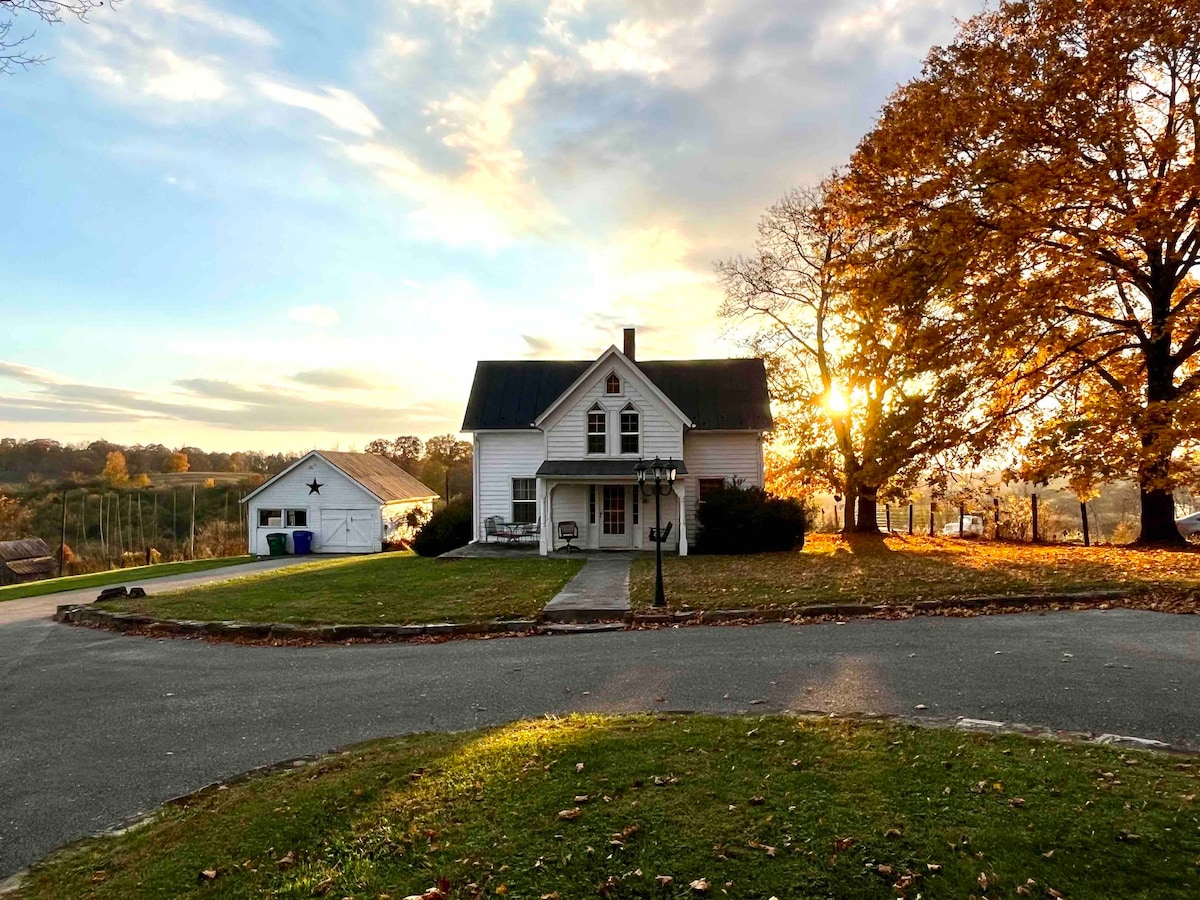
241,450,439,555
462,328,773,555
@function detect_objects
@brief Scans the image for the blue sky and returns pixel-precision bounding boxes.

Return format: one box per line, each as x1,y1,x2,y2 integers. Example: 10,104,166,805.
0,0,978,452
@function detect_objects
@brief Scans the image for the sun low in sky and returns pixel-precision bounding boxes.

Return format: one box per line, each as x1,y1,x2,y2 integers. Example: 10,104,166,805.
0,0,981,452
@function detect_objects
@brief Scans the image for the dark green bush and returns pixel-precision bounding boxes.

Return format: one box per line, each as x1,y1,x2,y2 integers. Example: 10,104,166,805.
695,486,808,554
411,499,472,557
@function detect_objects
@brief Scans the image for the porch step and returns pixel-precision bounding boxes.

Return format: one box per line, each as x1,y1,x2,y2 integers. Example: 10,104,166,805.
541,557,632,624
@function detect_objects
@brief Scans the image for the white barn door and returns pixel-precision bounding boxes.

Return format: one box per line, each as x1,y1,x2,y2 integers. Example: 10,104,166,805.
320,508,375,551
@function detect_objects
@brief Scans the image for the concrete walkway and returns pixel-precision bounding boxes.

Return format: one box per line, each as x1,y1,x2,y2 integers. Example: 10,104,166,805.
542,553,634,622
0,556,317,626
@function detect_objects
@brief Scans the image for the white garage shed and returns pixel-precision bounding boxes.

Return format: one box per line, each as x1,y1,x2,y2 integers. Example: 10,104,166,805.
241,450,440,556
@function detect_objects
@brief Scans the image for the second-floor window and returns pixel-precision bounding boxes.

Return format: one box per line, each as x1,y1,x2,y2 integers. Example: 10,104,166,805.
587,406,606,454
620,405,640,454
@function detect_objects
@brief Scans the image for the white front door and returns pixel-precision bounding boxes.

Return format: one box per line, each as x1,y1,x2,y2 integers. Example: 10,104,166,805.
599,485,630,548
320,508,375,551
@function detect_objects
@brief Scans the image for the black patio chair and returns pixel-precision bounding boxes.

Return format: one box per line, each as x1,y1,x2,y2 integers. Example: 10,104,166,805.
557,520,580,553
648,521,673,544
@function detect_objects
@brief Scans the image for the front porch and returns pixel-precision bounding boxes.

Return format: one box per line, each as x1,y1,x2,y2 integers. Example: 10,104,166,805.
535,467,687,557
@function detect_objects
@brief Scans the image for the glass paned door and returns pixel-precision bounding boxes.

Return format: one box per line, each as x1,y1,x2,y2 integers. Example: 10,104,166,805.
601,485,628,546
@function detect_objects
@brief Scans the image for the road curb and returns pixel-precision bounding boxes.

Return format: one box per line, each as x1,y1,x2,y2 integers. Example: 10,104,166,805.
53,588,1155,645
53,605,541,643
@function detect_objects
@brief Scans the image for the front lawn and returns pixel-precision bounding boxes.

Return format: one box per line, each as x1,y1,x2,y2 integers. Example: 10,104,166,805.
105,554,583,625
631,533,1200,611
0,556,254,603
15,715,1200,899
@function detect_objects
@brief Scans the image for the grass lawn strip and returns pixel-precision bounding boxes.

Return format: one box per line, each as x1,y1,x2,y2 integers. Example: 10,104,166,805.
105,554,584,626
14,714,1200,899
0,556,254,603
631,533,1200,611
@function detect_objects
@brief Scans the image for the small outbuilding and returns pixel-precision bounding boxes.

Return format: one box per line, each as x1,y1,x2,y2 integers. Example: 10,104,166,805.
241,450,440,555
0,538,56,585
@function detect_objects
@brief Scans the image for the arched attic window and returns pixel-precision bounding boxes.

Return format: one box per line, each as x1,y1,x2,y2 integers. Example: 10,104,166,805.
620,403,640,454
605,371,621,394
587,404,607,454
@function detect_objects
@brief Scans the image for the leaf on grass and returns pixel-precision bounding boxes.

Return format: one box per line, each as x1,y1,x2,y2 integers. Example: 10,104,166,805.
655,875,674,886
576,763,585,772
276,851,296,870
1009,797,1027,808
977,872,989,889
574,795,590,803
834,836,856,852
197,869,218,883
689,878,710,893
558,807,582,820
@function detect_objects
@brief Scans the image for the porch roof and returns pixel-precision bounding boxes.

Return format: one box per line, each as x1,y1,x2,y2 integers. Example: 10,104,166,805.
536,459,689,478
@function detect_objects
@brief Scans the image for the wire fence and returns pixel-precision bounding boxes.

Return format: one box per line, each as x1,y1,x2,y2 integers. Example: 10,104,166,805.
44,487,246,575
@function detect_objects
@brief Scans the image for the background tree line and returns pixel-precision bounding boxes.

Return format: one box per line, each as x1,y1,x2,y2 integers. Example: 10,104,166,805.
725,0,1200,545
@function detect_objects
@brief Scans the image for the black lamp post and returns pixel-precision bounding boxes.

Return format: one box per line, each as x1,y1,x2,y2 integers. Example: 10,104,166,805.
635,456,677,608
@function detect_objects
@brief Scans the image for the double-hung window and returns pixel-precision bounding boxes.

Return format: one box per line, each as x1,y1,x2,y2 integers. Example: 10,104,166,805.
587,406,606,454
511,478,537,524
698,478,727,503
258,509,307,526
619,405,640,454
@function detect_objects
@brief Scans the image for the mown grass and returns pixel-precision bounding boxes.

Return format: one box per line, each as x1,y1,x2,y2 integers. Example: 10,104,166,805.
105,554,583,625
0,556,253,603
631,533,1200,611
15,714,1200,899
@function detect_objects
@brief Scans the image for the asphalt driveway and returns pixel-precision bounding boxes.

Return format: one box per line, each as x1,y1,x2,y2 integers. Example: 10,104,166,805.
0,555,316,627
2,608,1199,878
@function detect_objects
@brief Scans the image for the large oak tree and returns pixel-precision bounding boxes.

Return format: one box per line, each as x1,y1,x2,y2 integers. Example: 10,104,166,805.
850,0,1200,544
718,184,986,532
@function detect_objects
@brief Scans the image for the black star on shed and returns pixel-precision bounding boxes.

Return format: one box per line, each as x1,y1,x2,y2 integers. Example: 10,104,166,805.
307,478,323,495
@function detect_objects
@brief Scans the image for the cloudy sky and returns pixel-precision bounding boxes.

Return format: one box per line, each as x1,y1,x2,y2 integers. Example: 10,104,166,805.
1,0,979,452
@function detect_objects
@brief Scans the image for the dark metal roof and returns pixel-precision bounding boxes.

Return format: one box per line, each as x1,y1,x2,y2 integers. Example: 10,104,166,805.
0,538,51,562
536,459,689,478
463,359,772,432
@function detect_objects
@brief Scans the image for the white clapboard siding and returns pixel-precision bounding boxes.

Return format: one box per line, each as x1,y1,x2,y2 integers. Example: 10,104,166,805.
545,363,684,460
682,432,765,528
548,483,589,550
474,432,545,529
246,457,380,555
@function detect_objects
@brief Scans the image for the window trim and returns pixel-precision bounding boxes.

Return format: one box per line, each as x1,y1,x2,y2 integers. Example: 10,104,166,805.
619,403,640,455
258,508,307,527
586,404,607,455
284,509,307,527
511,477,537,524
589,485,596,524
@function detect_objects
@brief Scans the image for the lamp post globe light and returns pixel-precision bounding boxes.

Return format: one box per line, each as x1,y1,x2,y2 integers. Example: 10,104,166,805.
635,456,677,608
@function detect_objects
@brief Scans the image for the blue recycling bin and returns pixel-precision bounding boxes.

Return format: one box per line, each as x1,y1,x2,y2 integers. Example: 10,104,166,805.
292,530,314,555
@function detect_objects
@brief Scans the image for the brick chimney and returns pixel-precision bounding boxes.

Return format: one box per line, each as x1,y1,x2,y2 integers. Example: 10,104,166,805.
623,327,636,361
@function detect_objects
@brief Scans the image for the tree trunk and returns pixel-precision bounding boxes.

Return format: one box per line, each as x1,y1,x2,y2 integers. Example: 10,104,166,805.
854,486,882,533
841,484,858,535
1134,290,1184,546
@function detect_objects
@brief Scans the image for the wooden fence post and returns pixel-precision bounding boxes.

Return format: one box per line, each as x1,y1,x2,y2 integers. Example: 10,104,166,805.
929,502,936,537
885,504,891,533
1080,500,1090,547
1031,493,1039,542
908,503,914,535
59,490,68,576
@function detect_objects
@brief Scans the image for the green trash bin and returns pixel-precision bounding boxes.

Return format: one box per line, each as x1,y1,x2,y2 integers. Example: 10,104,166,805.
265,532,288,557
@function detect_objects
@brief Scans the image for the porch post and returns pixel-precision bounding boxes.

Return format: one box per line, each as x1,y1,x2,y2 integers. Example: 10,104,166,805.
538,478,551,556
674,482,688,556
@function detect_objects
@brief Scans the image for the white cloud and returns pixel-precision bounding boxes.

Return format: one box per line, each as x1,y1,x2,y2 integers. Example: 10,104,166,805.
580,19,674,76
142,48,227,101
142,0,277,47
257,81,383,137
408,0,494,29
288,305,341,328
341,58,561,248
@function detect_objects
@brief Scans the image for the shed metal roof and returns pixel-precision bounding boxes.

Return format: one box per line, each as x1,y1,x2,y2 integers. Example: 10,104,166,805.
318,452,441,503
463,359,771,432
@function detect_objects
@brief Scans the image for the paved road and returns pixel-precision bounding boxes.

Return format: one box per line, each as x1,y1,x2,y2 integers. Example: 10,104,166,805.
0,556,316,626
3,608,1199,877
